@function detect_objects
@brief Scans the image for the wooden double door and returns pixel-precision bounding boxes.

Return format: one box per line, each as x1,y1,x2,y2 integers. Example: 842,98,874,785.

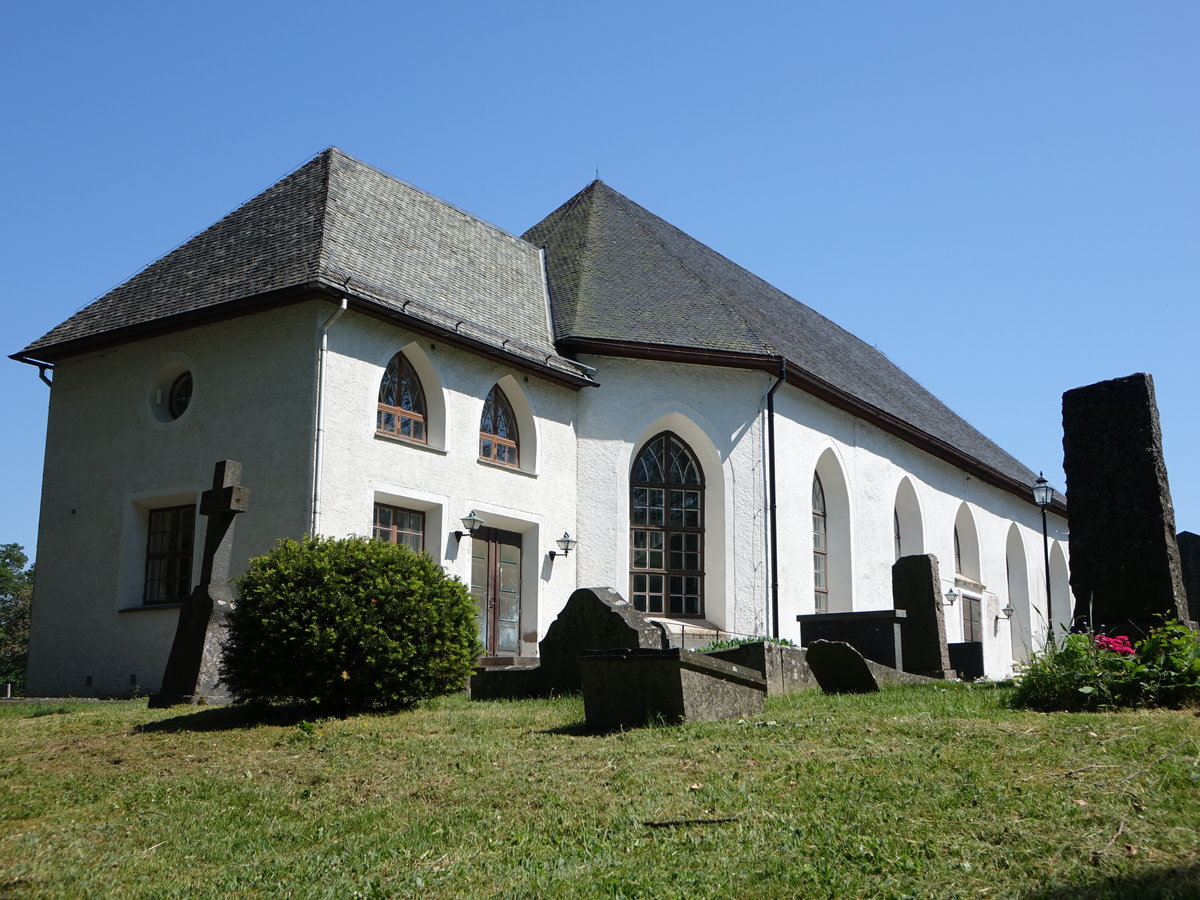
470,527,522,656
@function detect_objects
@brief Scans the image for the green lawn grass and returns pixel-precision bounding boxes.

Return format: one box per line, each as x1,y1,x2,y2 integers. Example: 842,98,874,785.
1,684,1198,898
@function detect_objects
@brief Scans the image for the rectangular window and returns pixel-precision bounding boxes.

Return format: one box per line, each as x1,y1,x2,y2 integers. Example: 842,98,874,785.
962,594,982,643
373,503,425,554
143,504,196,605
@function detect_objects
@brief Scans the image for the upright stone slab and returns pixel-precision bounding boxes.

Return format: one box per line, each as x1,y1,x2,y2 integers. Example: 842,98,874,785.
892,554,955,678
149,460,249,707
1062,374,1189,635
532,586,668,694
1178,532,1200,625
470,586,668,700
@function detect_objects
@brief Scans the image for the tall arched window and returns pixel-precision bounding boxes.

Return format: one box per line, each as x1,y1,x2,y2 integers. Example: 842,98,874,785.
377,353,427,443
630,432,703,617
813,474,828,612
480,386,519,467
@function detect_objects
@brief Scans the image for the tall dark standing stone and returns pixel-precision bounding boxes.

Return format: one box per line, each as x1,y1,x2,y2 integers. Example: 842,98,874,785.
1178,532,1200,625
891,554,955,679
149,460,249,707
1061,374,1189,636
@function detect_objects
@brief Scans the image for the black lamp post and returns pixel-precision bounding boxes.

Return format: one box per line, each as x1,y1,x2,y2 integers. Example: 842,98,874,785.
1032,473,1055,646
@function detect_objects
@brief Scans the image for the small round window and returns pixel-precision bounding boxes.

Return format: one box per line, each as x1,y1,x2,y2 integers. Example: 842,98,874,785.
168,372,193,419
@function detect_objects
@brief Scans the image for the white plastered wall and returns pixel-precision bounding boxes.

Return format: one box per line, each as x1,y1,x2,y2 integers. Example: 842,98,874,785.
313,312,581,655
576,357,1069,680
25,301,323,697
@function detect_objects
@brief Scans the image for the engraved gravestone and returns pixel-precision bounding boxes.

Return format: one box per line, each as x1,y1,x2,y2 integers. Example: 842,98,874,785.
892,554,955,678
149,460,248,707
1061,374,1189,636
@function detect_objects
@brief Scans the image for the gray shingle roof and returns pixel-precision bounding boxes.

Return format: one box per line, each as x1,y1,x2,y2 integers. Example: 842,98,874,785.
524,181,1047,498
16,149,593,385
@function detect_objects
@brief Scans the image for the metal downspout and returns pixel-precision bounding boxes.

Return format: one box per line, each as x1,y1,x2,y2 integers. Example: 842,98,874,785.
311,298,348,535
766,358,787,638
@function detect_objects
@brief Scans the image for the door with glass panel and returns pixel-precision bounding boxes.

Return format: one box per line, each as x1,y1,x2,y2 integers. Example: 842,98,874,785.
470,528,522,656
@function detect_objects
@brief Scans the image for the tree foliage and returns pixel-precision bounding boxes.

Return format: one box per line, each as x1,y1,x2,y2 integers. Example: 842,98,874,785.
222,536,481,715
0,544,34,693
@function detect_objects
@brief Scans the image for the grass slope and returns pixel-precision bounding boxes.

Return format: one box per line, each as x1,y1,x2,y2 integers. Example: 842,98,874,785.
1,685,1198,899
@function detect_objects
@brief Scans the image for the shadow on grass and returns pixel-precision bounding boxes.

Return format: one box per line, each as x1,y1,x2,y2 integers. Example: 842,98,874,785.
1020,862,1200,899
135,702,321,733
540,720,630,737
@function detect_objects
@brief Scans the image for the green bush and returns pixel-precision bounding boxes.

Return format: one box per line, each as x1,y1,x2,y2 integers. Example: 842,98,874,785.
222,536,481,715
1009,618,1200,712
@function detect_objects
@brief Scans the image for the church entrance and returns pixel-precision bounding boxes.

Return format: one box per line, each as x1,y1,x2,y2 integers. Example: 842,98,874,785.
470,527,522,657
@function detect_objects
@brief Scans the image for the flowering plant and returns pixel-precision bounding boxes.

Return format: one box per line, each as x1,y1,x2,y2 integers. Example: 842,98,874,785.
1093,634,1135,656
1011,618,1200,711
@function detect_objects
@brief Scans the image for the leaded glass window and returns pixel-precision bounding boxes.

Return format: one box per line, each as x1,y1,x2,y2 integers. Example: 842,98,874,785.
813,474,828,612
630,433,703,617
479,386,519,467
377,353,427,443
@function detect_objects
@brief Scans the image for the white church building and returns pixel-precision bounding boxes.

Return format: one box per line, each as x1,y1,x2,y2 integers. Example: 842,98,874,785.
13,149,1071,697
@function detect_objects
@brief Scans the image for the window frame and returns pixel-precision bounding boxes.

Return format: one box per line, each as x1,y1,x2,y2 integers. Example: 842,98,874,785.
479,385,519,468
377,352,428,444
372,502,425,554
813,473,828,613
629,431,705,618
143,504,196,606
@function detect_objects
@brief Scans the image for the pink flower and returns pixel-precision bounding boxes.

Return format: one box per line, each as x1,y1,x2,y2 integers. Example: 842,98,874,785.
1094,634,1135,656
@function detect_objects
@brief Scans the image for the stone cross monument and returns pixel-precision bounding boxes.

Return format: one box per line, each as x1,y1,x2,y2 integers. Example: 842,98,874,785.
149,460,249,707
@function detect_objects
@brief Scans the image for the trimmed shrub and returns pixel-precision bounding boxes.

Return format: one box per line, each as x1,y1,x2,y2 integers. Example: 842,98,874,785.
222,536,481,714
1009,618,1200,712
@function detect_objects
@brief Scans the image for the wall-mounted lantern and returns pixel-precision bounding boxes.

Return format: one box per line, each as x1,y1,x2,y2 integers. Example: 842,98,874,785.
944,586,960,606
453,510,485,543
548,532,578,560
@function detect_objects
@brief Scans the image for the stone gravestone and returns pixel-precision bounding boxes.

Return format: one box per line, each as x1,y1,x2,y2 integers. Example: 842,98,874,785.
1062,374,1190,636
1178,532,1200,626
578,648,766,728
148,460,249,707
892,554,955,679
470,586,667,700
804,640,879,694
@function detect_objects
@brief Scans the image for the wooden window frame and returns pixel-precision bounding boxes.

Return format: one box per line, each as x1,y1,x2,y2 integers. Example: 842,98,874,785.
629,432,704,618
479,386,519,468
377,353,428,444
143,504,196,605
372,503,425,554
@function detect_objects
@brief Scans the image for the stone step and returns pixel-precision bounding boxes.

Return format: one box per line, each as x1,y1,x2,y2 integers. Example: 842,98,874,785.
475,656,539,670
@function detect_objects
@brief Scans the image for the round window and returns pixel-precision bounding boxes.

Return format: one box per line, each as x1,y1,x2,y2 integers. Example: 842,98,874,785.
168,371,193,419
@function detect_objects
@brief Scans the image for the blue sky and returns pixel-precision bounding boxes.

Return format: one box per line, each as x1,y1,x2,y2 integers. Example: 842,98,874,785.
2,2,1196,561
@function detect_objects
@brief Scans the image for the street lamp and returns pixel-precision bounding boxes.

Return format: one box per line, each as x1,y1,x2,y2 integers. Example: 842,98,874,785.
453,510,485,543
1032,473,1054,646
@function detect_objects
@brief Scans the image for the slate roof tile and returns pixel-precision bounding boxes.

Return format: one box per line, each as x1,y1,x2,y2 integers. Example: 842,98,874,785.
524,181,1044,493
17,149,591,384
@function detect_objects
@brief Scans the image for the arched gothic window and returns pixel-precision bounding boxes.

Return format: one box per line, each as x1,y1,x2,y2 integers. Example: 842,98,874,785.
813,474,828,612
377,353,427,443
480,386,519,467
630,432,703,617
